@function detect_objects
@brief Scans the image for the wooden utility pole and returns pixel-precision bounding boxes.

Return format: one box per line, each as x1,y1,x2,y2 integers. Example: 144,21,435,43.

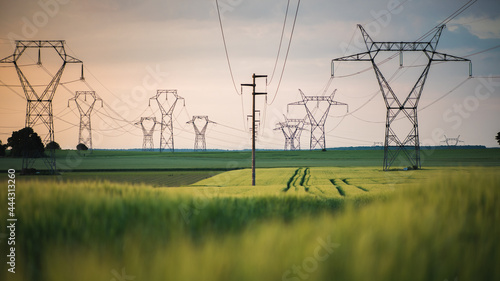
242,74,267,186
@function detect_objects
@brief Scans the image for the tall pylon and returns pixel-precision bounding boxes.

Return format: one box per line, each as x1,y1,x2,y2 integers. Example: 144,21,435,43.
149,90,184,152
134,117,158,151
0,40,84,174
288,89,348,150
68,91,102,152
332,24,471,170
441,135,464,146
186,116,216,152
274,116,307,150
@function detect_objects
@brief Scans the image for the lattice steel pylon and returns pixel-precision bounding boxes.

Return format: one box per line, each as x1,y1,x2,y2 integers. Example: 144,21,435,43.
288,89,348,150
0,40,84,174
68,91,102,152
187,116,216,152
332,24,471,170
149,90,184,152
134,117,158,151
274,116,307,150
441,135,464,146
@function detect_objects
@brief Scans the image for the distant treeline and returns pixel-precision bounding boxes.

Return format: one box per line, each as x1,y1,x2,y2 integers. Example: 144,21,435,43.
91,145,488,152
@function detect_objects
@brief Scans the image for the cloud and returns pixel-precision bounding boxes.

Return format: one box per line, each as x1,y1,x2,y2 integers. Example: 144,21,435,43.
448,16,500,39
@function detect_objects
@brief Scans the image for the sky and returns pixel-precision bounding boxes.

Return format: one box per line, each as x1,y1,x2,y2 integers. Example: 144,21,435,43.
0,0,499,150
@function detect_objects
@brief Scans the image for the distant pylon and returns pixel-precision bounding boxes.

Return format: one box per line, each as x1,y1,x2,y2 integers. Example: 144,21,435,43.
149,90,185,152
187,116,216,152
68,91,102,152
135,117,158,151
441,135,464,146
288,89,348,150
0,40,84,174
275,116,307,150
332,24,471,170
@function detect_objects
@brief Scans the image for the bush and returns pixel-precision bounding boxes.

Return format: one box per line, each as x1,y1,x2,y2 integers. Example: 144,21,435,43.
46,141,61,150
77,143,89,151
0,140,6,157
7,127,45,158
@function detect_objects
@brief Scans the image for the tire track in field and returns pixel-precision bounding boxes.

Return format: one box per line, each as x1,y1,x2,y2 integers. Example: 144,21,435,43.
341,178,368,192
330,178,368,196
329,179,345,197
283,167,310,192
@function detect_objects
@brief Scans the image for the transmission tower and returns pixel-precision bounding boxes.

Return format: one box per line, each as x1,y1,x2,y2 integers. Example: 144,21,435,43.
274,116,307,150
187,116,216,152
68,91,102,152
332,24,471,170
149,90,184,152
134,117,158,151
288,89,348,150
0,40,84,174
441,135,464,146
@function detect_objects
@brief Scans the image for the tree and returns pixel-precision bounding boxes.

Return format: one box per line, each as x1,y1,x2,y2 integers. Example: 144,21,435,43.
0,140,7,157
77,143,89,151
7,127,45,158
46,141,61,150
496,132,500,146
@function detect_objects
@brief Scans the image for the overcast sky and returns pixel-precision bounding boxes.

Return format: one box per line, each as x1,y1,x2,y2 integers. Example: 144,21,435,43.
1,0,499,150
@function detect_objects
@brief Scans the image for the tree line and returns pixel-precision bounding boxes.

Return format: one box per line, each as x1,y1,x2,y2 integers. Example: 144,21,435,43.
0,127,88,157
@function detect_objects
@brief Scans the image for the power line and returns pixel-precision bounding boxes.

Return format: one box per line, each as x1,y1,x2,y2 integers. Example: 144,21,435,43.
416,0,477,42
349,77,471,124
0,78,24,99
464,44,500,58
215,0,241,96
268,0,290,85
267,0,301,105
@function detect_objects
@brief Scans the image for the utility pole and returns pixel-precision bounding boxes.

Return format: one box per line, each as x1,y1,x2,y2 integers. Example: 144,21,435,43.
288,89,348,150
135,117,158,151
242,74,267,186
187,116,216,152
68,91,102,153
0,40,84,174
247,111,260,141
149,90,184,152
332,24,471,170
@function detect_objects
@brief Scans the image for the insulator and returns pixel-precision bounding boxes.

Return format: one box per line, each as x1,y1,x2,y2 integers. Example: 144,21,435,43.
37,48,42,65
80,64,85,80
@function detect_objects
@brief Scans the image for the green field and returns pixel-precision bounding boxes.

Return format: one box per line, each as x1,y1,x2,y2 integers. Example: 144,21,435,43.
0,148,499,280
1,148,499,172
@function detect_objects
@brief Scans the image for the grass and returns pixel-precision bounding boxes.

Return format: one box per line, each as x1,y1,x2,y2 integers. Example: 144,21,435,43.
0,147,499,171
1,166,499,280
17,170,222,187
0,148,499,280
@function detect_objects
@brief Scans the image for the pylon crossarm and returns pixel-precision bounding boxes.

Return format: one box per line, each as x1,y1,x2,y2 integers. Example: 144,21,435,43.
431,51,470,62
332,52,373,62
0,54,15,63
64,54,83,64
